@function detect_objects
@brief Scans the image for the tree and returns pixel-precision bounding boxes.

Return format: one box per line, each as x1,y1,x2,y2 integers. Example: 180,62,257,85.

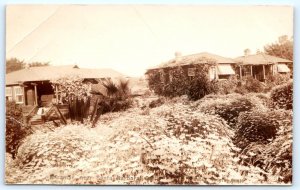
6,58,25,73
28,62,49,67
6,57,50,73
264,35,293,61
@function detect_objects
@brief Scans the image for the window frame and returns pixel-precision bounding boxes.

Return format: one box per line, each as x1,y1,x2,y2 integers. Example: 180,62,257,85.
13,86,24,104
5,87,13,101
187,68,196,77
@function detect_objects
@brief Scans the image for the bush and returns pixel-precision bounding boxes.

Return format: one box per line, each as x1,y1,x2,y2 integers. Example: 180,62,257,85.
187,75,217,101
241,76,264,92
239,110,292,183
149,97,165,108
195,94,260,128
270,81,293,110
6,101,29,159
214,76,238,94
233,109,290,149
15,125,102,169
247,93,272,109
147,65,217,101
148,71,164,95
265,74,291,92
140,107,270,184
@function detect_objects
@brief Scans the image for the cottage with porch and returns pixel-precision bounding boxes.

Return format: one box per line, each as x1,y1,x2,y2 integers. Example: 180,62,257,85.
6,65,125,125
6,65,124,106
234,51,292,82
145,52,236,82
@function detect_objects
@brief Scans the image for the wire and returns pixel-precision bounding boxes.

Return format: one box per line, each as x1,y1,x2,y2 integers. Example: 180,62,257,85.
7,7,61,54
131,5,160,45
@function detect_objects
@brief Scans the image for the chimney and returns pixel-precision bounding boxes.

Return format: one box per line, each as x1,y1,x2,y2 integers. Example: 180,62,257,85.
175,51,182,63
244,49,251,56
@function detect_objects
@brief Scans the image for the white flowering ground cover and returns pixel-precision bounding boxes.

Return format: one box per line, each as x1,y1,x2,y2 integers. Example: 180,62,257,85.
5,96,291,185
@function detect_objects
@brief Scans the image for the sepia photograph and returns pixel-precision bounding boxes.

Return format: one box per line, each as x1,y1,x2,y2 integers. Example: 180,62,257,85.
5,4,293,185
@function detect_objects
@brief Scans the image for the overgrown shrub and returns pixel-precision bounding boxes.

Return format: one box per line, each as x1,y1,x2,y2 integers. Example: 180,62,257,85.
270,81,293,110
162,67,190,97
239,110,292,183
90,79,133,127
247,93,272,109
233,109,290,149
147,71,164,95
15,125,102,169
187,75,217,101
140,108,270,184
214,76,238,94
101,78,133,112
242,76,264,92
6,101,29,159
195,94,260,128
51,75,91,103
149,97,165,108
265,74,291,92
147,65,217,101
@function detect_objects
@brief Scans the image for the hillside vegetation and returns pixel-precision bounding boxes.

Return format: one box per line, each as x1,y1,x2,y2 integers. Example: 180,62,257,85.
6,80,292,184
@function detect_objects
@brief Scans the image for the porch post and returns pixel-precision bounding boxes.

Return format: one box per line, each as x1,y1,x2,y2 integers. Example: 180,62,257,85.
250,65,253,77
55,84,59,104
215,65,219,80
22,86,26,105
239,66,242,79
263,65,266,81
33,83,38,105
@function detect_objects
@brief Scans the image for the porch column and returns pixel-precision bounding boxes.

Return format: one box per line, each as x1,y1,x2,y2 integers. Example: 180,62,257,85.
239,66,242,79
250,65,253,77
263,65,266,81
32,83,38,105
22,85,26,105
215,65,219,80
55,84,59,104
273,64,278,75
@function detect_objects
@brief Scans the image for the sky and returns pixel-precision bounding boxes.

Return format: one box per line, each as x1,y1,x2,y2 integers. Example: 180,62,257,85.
6,5,293,77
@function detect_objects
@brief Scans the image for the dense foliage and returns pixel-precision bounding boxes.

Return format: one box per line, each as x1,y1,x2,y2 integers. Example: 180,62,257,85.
6,57,49,73
214,76,238,94
234,110,279,149
51,76,91,102
243,77,264,93
6,101,30,158
194,94,265,128
187,74,217,101
100,78,132,112
5,77,292,184
265,74,291,91
264,35,293,61
270,81,293,110
239,110,292,183
6,99,289,184
148,65,216,101
50,77,132,127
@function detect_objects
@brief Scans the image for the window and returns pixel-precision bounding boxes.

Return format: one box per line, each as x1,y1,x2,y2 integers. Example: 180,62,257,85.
5,87,13,101
188,68,196,76
277,64,290,73
217,64,235,75
14,86,23,104
209,66,217,80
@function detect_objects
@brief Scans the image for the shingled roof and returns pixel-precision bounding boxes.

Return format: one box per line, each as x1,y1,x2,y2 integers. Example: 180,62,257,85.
6,65,125,85
234,53,293,65
147,52,236,71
